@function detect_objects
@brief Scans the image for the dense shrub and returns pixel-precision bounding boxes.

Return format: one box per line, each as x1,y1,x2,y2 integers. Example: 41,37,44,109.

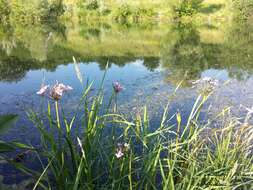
86,0,99,10
114,4,133,22
0,0,65,24
173,0,204,17
0,0,10,22
232,0,253,20
132,7,155,22
113,4,155,23
41,0,65,20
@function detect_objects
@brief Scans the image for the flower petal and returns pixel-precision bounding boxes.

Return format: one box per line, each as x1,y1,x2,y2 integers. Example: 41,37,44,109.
36,85,49,96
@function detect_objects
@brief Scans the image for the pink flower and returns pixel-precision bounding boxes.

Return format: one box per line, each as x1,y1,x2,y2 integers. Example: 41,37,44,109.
115,149,124,158
115,142,130,159
36,85,49,96
49,82,73,101
113,82,123,93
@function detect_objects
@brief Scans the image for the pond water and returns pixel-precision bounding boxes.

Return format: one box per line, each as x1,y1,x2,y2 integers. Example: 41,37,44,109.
0,19,253,183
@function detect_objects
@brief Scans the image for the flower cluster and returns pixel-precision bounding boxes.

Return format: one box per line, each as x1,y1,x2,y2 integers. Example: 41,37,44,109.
115,143,130,159
37,81,73,101
192,77,219,94
113,82,123,93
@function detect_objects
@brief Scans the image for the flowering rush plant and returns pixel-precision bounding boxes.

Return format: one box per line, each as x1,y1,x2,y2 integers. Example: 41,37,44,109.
37,81,73,101
115,142,130,159
113,82,123,93
191,77,219,93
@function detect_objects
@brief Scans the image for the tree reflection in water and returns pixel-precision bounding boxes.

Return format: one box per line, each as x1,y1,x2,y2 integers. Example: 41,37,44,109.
0,19,253,83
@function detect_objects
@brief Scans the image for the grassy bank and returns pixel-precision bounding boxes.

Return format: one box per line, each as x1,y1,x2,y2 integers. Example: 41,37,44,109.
1,75,253,189
76,0,252,23
1,0,252,25
0,0,65,25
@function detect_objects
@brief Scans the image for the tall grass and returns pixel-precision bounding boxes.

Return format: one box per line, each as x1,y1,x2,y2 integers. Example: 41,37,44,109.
3,75,253,189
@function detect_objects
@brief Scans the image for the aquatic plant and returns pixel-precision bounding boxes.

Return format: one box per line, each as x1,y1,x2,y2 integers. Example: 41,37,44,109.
49,82,73,101
112,81,123,93
115,143,129,159
37,82,73,100
192,77,219,94
36,85,50,96
1,73,253,189
0,114,33,160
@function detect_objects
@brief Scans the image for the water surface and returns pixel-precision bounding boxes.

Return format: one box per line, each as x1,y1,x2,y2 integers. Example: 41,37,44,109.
0,21,253,182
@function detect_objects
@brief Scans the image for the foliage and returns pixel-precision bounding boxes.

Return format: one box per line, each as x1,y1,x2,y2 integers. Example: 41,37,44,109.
113,4,155,23
160,19,253,85
0,0,253,24
113,4,133,23
0,114,33,155
173,0,204,17
2,75,253,189
232,0,253,20
0,114,18,134
1,17,253,83
0,0,10,23
0,0,65,25
43,0,65,20
132,7,155,22
86,0,99,10
0,0,253,188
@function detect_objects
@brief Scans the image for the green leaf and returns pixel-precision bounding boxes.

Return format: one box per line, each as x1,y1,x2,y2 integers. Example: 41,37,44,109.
11,142,34,150
0,114,19,134
0,141,15,153
0,141,33,153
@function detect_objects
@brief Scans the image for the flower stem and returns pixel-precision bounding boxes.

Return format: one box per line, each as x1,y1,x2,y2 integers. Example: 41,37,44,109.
55,101,60,129
106,91,115,113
